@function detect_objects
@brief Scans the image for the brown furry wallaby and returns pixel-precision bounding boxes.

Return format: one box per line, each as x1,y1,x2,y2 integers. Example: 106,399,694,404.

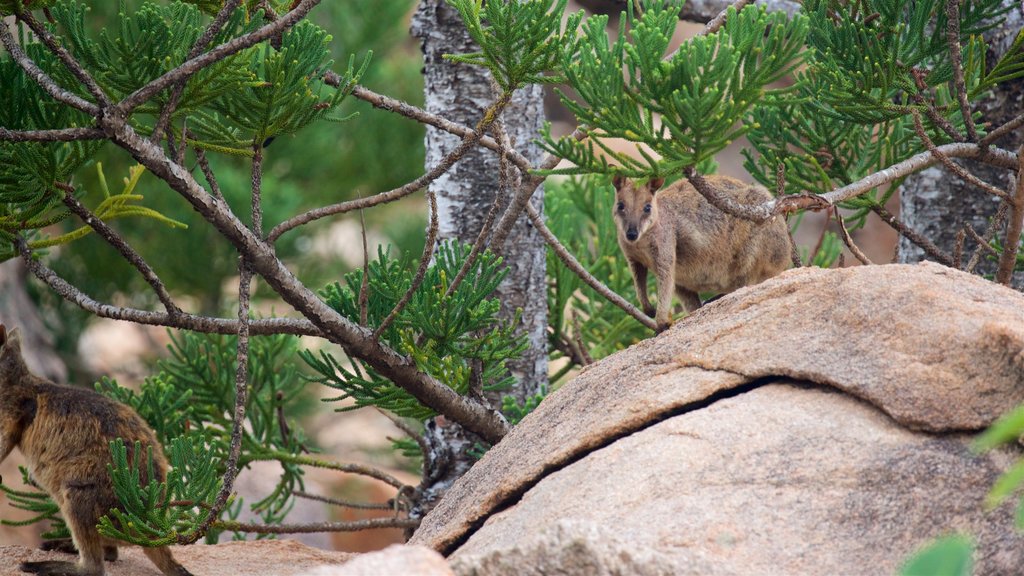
612,174,791,332
0,325,193,576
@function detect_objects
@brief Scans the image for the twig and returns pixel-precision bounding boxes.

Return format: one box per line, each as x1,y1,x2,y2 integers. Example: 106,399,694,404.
444,114,514,298
377,408,429,460
267,92,514,243
702,0,755,35
292,491,394,511
373,186,439,339
808,207,832,266
116,0,323,114
525,203,657,331
248,451,407,490
981,112,1024,147
835,211,874,265
213,517,420,534
151,0,244,144
15,236,317,335
193,142,224,201
188,142,265,544
570,315,594,366
357,205,370,326
0,127,103,142
965,211,1003,273
911,110,1008,200
996,145,1024,285
944,0,978,142
908,70,964,142
953,227,966,269
870,204,956,267
0,20,98,114
774,143,1019,215
17,12,110,108
59,187,181,315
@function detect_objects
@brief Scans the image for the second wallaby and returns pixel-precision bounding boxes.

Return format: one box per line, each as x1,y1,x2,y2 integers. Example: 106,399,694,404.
612,174,791,331
0,325,193,576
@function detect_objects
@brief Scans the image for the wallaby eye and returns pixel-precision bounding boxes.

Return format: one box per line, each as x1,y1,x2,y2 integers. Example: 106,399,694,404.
643,203,652,214
616,201,625,212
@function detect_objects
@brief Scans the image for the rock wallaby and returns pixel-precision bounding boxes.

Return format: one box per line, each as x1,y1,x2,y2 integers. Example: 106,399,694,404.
612,174,791,331
0,325,193,576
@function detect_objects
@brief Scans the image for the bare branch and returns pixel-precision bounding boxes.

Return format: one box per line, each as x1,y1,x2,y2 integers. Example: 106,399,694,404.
358,205,370,327
253,451,408,490
116,0,322,114
193,142,224,201
16,237,319,335
214,517,420,534
0,126,103,142
59,186,181,315
966,201,1007,273
996,145,1024,285
268,92,514,244
870,204,956,267
835,211,873,265
292,490,394,511
944,0,978,142
373,186,439,340
702,0,755,35
911,110,1008,200
525,203,658,331
0,20,99,114
981,112,1024,148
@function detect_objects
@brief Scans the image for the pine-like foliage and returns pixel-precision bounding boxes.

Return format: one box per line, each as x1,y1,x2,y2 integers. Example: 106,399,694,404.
540,1,808,177
744,0,1011,227
302,240,526,421
444,0,583,90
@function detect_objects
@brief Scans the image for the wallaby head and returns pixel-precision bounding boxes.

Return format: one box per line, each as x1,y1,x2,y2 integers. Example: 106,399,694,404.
0,325,28,386
612,175,666,242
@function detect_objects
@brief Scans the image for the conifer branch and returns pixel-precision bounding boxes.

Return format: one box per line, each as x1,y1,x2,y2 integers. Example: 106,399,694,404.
835,211,873,266
58,186,181,315
116,0,323,114
15,236,320,336
17,11,110,109
996,144,1024,285
944,0,978,142
95,113,510,444
911,111,1009,200
0,20,98,114
151,0,245,144
268,91,514,243
870,204,956,267
0,126,103,142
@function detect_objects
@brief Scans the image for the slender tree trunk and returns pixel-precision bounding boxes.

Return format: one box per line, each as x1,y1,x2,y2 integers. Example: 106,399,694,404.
898,6,1024,290
410,0,548,516
0,260,66,383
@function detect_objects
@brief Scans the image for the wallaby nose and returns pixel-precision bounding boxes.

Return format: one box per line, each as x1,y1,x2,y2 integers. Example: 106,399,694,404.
626,227,638,241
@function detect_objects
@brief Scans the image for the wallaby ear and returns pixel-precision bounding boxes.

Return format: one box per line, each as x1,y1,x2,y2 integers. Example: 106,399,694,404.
647,177,665,192
0,327,27,381
611,174,627,190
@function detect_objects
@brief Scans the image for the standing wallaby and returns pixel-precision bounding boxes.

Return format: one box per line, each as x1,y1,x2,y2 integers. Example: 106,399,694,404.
0,325,193,576
612,174,791,332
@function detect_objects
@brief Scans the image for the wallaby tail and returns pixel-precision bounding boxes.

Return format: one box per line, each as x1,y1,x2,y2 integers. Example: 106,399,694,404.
143,546,195,576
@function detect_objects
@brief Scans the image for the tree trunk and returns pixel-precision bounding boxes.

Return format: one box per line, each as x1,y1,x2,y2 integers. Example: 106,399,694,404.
898,6,1024,290
0,260,67,383
410,0,548,516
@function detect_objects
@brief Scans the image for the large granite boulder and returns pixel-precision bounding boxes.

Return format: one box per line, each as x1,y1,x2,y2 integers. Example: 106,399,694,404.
411,262,1024,575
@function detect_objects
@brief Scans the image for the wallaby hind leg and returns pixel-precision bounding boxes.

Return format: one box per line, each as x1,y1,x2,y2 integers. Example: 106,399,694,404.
142,546,195,576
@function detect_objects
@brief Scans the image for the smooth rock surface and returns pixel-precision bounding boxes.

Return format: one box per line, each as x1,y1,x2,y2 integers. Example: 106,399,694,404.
453,384,1023,575
409,263,1024,574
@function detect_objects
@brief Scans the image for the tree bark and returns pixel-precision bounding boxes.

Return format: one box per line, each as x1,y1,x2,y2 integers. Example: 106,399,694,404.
412,2,547,407
898,6,1024,290
410,0,548,516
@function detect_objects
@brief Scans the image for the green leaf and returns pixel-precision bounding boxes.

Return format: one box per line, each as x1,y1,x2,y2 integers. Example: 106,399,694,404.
899,535,974,576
